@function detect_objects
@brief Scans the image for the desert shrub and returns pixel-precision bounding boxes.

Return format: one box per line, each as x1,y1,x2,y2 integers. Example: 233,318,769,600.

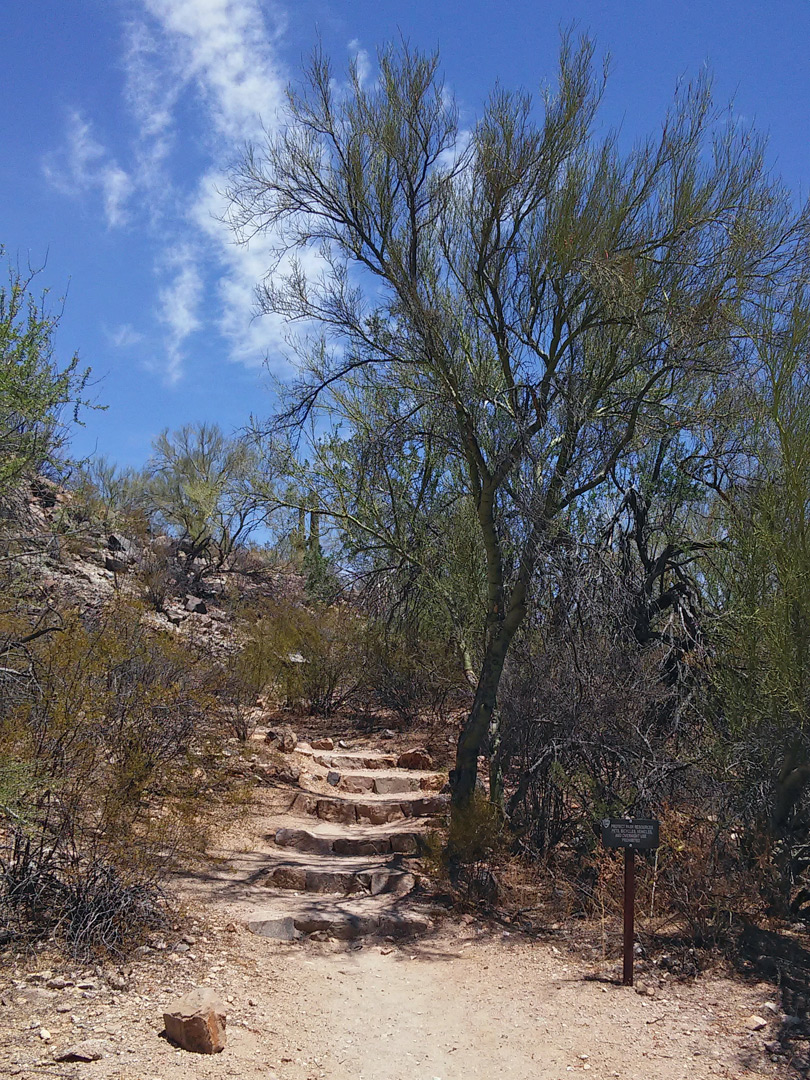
444,793,505,904
0,601,219,954
0,834,166,958
244,601,366,715
574,804,763,949
361,628,463,726
137,547,176,612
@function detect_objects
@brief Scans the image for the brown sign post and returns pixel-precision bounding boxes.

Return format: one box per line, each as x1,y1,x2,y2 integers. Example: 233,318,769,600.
600,818,659,987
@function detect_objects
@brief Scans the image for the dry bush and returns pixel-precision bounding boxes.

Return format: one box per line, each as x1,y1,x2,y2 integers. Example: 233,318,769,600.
360,629,464,727
443,794,506,905
574,805,763,948
0,601,220,956
136,548,176,612
243,601,367,716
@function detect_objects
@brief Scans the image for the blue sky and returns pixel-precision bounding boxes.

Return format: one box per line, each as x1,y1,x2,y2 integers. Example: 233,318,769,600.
3,1,810,470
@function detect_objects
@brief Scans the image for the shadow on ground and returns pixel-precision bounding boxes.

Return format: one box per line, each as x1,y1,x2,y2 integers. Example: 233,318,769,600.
736,923,810,1074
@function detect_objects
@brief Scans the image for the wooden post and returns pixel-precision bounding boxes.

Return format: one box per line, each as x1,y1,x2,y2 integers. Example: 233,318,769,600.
623,846,635,987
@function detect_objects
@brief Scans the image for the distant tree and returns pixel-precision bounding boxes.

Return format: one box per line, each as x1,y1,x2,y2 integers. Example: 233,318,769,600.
73,455,149,530
227,35,810,807
145,422,268,576
0,250,90,498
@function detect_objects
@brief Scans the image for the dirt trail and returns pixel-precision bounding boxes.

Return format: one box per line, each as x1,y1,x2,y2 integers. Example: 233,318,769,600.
291,933,773,1080
0,728,785,1078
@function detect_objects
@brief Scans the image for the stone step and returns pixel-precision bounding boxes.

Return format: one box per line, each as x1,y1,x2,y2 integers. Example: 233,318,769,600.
289,790,448,826
264,862,416,898
274,823,426,856
296,745,399,771
246,896,433,941
301,770,445,796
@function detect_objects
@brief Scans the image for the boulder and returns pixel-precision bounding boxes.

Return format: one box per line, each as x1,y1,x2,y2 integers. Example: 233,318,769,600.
107,533,138,558
185,595,207,614
163,987,226,1054
265,725,298,752
311,738,334,750
397,748,434,770
326,771,341,786
104,554,130,574
247,916,302,940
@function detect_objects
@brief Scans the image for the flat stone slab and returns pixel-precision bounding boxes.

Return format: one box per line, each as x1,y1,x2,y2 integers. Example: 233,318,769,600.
309,752,399,770
246,915,302,940
246,895,433,940
289,790,448,826
274,823,427,856
264,860,416,897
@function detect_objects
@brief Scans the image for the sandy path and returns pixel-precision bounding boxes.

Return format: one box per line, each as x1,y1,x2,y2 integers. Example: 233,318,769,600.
285,932,775,1080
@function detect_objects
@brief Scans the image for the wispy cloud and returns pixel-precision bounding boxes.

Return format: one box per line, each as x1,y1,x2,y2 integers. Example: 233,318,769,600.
44,1,294,383
156,244,203,384
348,38,372,86
137,0,289,379
140,0,286,140
43,111,134,228
107,323,145,348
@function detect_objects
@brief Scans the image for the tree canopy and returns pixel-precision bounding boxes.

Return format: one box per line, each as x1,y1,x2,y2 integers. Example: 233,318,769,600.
228,33,810,805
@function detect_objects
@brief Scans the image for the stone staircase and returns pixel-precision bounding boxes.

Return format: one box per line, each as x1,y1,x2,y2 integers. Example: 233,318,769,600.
246,741,448,942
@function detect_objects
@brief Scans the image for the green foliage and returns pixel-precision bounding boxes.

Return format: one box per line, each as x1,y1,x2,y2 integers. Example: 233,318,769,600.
229,32,809,806
0,251,91,495
712,290,810,861
361,627,464,725
0,602,221,954
242,602,366,716
302,543,341,604
447,793,504,866
71,455,149,533
145,422,267,572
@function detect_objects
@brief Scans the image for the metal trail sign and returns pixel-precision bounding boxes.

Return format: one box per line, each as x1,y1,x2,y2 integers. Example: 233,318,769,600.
601,818,660,986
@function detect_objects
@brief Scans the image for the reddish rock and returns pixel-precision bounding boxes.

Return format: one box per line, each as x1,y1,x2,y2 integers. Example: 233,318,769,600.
311,737,334,750
163,987,226,1054
397,748,434,770
355,801,404,825
317,799,357,825
340,775,375,793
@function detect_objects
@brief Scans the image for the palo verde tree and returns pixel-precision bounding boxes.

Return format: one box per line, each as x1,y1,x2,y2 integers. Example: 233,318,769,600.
715,282,810,840
145,422,268,577
0,250,90,499
227,34,809,807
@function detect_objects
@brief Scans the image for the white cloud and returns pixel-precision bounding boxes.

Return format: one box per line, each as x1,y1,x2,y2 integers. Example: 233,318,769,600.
156,245,203,383
348,38,372,87
191,169,295,373
45,1,296,381
135,0,290,377
140,0,286,141
121,18,182,202
43,111,134,228
108,323,145,348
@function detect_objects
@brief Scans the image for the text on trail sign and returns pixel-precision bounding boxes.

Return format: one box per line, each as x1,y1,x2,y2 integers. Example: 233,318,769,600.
601,818,659,851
